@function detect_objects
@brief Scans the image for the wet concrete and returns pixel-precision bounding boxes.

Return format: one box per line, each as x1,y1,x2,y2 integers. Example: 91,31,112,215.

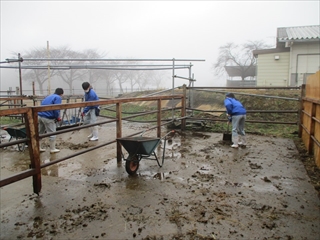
1,123,320,239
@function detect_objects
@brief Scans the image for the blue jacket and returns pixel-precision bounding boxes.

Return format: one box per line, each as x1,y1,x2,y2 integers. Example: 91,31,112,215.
224,97,246,116
38,93,62,119
83,88,99,114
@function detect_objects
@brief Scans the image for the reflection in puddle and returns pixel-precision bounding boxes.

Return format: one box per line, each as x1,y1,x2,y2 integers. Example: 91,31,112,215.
3,131,186,183
125,175,142,190
41,159,83,179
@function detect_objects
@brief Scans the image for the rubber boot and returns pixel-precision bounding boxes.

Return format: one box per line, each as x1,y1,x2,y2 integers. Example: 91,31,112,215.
39,140,46,152
50,139,60,154
88,127,93,138
231,136,239,148
89,127,99,141
239,135,246,146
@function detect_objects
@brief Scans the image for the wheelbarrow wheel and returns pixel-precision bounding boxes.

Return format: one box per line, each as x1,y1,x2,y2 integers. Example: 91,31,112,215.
17,142,26,152
125,154,139,175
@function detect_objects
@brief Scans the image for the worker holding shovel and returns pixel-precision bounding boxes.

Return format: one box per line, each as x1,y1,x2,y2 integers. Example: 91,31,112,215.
224,93,247,148
38,88,64,153
81,82,100,141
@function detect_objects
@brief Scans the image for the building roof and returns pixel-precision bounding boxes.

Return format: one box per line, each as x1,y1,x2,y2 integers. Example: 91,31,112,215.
277,25,320,42
252,47,290,57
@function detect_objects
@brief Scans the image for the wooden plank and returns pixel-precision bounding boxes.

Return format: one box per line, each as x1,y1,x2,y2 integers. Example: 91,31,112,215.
307,103,316,153
25,108,42,195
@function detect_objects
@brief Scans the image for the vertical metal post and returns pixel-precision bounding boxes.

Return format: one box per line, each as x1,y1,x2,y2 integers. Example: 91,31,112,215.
181,84,186,130
116,103,122,164
191,73,194,116
157,99,161,138
172,58,175,120
32,81,36,106
47,41,51,94
18,53,22,97
18,53,24,122
32,81,35,95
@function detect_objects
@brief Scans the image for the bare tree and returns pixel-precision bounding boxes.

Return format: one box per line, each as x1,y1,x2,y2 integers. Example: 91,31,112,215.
80,49,116,96
21,48,59,94
137,70,167,90
53,47,88,94
147,70,168,89
213,40,271,80
21,46,90,94
112,69,128,94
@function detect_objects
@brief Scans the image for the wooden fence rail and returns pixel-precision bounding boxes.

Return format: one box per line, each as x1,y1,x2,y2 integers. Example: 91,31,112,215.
1,80,320,195
299,71,320,167
0,94,185,194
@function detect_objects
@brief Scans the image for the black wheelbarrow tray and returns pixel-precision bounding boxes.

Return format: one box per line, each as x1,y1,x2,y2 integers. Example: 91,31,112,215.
117,131,174,175
2,127,27,151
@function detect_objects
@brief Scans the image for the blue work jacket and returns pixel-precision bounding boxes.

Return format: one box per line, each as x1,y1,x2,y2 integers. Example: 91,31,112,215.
38,94,62,119
83,89,99,114
224,97,246,116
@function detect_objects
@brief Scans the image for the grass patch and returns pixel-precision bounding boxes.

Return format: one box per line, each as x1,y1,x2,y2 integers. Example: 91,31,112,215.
101,103,172,122
0,116,22,126
98,89,302,139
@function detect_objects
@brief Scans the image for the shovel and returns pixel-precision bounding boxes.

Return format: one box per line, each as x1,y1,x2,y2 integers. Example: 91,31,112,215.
223,122,232,142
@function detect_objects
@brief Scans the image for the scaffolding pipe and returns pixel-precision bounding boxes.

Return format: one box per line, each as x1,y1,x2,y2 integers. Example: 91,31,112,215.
172,58,175,119
0,65,191,71
20,58,205,62
173,75,196,81
47,41,51,94
196,89,300,101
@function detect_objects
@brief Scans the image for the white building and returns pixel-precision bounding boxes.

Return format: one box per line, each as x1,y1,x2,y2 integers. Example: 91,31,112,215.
253,25,320,87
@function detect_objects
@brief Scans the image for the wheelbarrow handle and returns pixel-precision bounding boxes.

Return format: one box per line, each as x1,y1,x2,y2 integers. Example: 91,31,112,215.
140,129,175,139
161,130,175,140
140,129,147,137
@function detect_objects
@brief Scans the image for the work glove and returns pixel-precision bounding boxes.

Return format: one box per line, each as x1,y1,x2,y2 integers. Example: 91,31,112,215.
81,112,85,117
56,117,62,122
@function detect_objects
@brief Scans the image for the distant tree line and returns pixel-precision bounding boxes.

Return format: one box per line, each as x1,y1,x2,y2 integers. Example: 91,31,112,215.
19,46,169,95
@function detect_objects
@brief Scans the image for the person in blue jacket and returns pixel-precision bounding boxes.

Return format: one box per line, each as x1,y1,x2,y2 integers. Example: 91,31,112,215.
38,88,64,153
81,82,100,141
224,92,247,148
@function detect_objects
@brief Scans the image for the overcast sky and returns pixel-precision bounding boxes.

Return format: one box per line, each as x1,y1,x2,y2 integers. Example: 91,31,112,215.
1,0,319,90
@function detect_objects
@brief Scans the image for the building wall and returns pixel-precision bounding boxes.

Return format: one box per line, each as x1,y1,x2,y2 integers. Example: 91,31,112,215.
226,80,256,87
289,42,320,86
256,52,290,87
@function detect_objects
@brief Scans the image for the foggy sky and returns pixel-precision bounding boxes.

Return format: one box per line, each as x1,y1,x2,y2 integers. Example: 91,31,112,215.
1,1,319,91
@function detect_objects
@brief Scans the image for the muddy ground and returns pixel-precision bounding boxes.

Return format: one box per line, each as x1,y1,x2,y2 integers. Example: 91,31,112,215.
1,122,320,240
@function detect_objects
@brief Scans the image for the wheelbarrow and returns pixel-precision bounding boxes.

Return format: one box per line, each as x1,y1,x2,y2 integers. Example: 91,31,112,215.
2,127,28,151
117,130,174,175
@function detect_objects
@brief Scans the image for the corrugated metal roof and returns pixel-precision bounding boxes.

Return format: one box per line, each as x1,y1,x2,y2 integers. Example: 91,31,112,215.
277,25,320,42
